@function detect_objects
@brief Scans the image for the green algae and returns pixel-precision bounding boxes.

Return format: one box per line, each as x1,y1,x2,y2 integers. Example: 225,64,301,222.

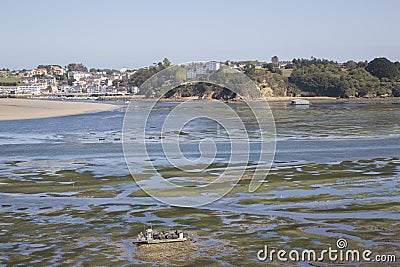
0,170,133,197
0,157,399,266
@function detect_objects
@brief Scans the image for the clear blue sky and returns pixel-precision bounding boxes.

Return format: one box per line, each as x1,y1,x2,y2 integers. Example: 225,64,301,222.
2,0,399,70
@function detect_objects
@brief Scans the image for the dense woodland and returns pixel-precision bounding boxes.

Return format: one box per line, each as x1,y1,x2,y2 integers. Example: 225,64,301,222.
288,57,400,98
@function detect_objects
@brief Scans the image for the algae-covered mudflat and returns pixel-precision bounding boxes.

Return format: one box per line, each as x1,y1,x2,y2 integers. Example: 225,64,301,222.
0,101,399,266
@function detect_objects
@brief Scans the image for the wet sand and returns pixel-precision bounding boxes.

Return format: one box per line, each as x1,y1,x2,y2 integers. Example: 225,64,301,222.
0,99,120,121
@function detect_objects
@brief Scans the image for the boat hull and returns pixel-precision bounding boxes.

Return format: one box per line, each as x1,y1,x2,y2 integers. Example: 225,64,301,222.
134,238,187,244
290,99,310,105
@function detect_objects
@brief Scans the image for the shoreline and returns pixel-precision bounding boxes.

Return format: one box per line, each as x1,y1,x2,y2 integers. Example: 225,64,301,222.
2,95,399,109
153,96,400,104
0,98,121,121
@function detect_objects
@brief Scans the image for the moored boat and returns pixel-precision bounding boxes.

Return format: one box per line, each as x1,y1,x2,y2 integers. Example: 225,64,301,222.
134,228,187,244
290,99,310,105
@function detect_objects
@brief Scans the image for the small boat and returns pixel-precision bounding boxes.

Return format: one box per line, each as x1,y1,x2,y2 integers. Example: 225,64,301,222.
290,99,310,105
134,228,187,244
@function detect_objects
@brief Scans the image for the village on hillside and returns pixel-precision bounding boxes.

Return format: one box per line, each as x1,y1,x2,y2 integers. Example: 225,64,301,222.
0,58,291,98
0,64,139,97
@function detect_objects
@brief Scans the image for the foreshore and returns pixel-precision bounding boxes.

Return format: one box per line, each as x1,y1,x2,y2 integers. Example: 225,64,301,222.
0,98,120,121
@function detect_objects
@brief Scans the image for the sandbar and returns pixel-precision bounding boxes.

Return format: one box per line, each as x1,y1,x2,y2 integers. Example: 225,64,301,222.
0,98,120,121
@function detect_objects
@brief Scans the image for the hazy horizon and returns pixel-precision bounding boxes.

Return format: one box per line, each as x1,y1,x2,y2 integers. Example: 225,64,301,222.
2,0,399,70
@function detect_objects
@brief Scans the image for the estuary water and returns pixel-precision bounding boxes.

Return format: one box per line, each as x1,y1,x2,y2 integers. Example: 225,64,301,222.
0,100,399,266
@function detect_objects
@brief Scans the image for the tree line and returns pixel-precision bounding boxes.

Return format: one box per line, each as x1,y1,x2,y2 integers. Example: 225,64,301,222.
288,57,400,97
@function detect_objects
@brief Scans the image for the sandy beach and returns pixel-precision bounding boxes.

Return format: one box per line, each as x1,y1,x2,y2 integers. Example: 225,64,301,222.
0,98,120,121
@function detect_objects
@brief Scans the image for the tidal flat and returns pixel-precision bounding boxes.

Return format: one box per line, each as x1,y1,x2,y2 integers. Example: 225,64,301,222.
0,101,399,266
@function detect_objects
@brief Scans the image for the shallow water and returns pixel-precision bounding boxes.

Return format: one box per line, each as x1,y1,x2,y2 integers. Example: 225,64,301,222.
0,101,399,266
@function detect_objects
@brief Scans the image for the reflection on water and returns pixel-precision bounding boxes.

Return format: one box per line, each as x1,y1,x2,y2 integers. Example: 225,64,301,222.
0,101,399,266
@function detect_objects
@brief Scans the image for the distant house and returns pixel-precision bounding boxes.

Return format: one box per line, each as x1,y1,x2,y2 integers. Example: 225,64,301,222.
38,76,56,84
0,86,18,94
87,85,100,93
51,66,65,76
87,77,101,86
70,85,83,94
0,70,9,78
68,71,90,80
58,84,70,93
31,68,48,76
17,85,42,94
0,85,44,95
72,80,86,87
20,77,37,84
111,73,121,80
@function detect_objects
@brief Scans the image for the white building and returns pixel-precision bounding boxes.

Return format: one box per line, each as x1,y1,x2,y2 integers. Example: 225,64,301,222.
186,69,197,79
31,68,48,76
132,86,139,94
68,71,90,81
38,76,56,84
0,86,18,94
87,85,101,93
205,61,220,71
51,66,65,76
0,85,45,95
16,85,43,94
196,66,207,75
186,61,221,80
20,77,37,84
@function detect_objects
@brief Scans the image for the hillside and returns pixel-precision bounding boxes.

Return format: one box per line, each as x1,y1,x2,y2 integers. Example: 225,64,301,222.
125,57,400,99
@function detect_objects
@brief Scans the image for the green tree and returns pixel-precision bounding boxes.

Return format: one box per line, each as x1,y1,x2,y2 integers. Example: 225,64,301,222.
244,64,255,76
285,63,294,69
112,80,120,87
163,58,171,67
37,65,52,72
344,60,357,70
366,57,399,79
271,56,279,66
392,85,400,97
67,78,76,86
67,63,88,72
